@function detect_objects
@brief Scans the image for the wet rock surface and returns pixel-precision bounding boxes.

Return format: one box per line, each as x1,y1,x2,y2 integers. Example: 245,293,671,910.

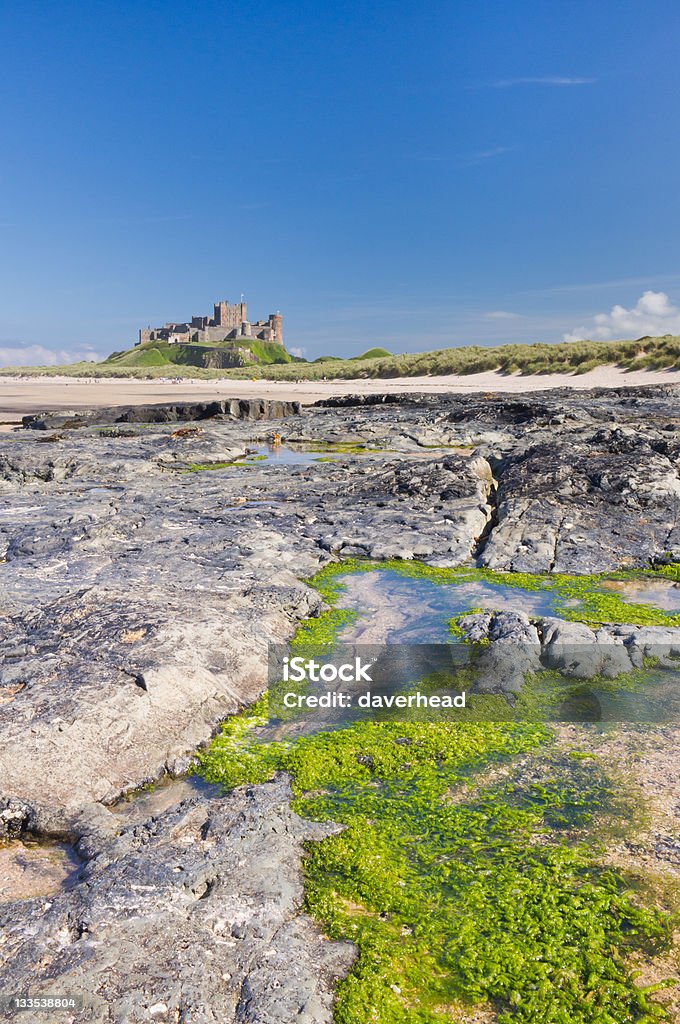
1,383,680,1018
315,387,680,572
480,431,680,573
0,838,79,901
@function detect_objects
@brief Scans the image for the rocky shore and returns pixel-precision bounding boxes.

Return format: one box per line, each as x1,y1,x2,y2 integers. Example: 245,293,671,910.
1,385,679,1021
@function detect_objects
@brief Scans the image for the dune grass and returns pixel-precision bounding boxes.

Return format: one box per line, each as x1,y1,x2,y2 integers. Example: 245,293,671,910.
2,334,680,381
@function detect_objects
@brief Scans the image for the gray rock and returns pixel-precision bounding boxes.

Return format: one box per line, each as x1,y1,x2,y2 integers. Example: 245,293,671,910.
458,611,542,695
0,797,31,839
0,776,354,1023
480,428,680,573
540,619,634,678
604,624,680,669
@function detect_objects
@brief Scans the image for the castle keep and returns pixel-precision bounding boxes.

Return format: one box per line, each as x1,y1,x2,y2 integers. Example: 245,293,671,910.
138,299,283,347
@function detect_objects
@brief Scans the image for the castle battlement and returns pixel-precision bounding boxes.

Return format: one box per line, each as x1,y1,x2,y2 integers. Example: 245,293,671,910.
138,299,283,348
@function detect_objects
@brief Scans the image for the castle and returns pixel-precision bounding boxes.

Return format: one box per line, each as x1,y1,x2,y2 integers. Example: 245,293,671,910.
137,299,283,347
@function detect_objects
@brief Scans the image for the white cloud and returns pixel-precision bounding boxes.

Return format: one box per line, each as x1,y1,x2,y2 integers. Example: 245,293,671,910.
473,146,512,160
563,291,680,343
0,343,100,368
483,310,521,320
488,76,596,88
289,346,306,358
462,146,514,166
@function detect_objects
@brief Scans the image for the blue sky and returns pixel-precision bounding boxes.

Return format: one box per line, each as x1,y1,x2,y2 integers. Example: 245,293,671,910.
2,0,680,364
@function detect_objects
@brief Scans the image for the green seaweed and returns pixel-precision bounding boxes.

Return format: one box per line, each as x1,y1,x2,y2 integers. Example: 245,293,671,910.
307,559,680,628
184,460,238,472
183,452,267,472
285,440,390,456
198,713,676,1022
650,564,680,584
196,560,680,1021
303,756,672,1024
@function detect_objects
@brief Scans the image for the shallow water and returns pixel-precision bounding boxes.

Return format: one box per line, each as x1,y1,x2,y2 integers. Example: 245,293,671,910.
0,839,80,901
262,443,474,464
187,445,335,471
601,578,680,612
196,443,474,470
527,667,680,724
111,773,221,825
336,569,557,643
325,569,680,723
246,444,326,466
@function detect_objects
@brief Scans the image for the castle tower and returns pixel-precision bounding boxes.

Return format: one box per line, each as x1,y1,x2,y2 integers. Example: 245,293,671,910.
213,300,248,329
268,313,283,343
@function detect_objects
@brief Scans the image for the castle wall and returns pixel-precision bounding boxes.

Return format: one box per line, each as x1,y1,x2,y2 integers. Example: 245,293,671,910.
137,299,282,347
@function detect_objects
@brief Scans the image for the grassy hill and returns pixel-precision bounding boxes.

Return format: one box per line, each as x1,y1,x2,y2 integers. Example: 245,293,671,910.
2,334,680,380
352,347,393,360
104,338,292,369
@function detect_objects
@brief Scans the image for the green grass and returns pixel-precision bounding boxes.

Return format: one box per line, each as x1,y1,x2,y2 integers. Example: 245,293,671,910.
6,333,680,379
102,337,291,370
232,338,292,364
105,346,171,367
353,347,393,360
105,342,174,367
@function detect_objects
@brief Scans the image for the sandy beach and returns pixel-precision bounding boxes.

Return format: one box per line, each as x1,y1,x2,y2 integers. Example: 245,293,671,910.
0,365,679,424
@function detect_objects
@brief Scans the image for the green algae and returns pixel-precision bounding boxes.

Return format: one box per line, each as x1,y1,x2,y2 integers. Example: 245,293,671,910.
291,608,358,647
196,559,680,1021
288,440,381,455
184,460,238,472
303,757,673,1024
198,711,676,1022
184,453,267,472
651,564,680,584
309,559,680,629
485,667,662,725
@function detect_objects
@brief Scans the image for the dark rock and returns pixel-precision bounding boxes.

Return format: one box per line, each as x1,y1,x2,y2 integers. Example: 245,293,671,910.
22,398,302,431
480,429,680,572
0,797,31,839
